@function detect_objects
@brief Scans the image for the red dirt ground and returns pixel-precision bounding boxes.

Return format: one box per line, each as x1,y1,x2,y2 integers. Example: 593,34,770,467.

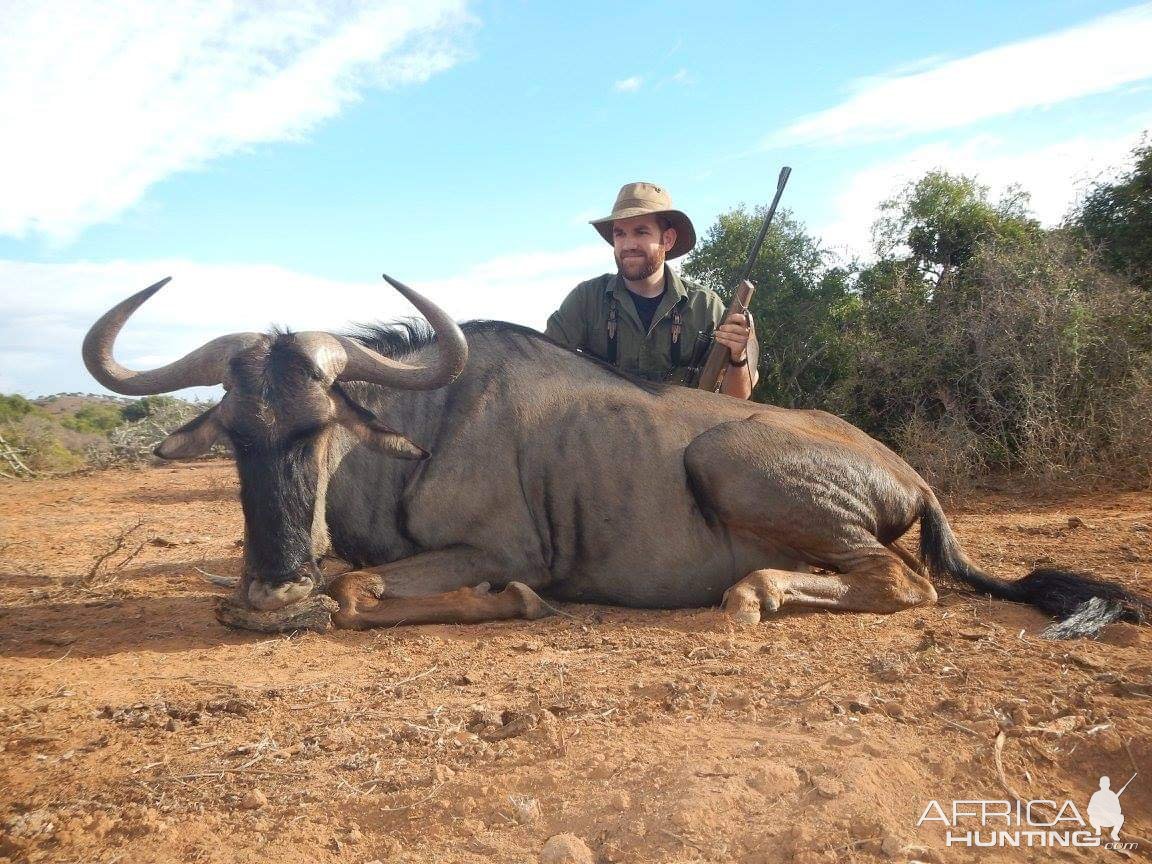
1,461,1151,863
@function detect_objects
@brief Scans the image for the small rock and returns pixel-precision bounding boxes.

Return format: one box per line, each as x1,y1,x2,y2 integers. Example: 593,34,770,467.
540,833,594,864
345,826,363,844
239,789,268,810
609,790,632,811
1132,522,1150,533
957,628,988,641
508,794,541,824
150,536,180,547
1067,516,1085,528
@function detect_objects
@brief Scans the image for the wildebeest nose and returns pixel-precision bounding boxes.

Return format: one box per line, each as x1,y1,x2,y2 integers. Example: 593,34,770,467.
246,564,318,611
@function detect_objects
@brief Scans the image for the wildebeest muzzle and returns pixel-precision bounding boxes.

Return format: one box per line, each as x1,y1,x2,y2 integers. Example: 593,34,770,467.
244,561,322,611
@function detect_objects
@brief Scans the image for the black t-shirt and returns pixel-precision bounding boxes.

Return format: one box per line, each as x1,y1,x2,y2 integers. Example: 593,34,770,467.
628,289,665,334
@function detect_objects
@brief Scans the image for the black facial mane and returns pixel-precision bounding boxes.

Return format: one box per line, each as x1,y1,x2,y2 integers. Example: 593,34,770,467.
346,319,665,394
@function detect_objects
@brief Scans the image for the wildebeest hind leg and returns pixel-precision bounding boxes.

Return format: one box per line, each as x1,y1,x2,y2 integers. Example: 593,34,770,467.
329,575,552,630
722,550,936,624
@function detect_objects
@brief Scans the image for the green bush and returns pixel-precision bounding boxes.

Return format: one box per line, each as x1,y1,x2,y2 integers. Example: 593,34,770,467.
0,394,40,425
61,403,124,435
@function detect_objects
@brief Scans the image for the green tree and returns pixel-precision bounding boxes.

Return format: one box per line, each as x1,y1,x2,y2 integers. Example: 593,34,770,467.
121,395,181,423
682,208,858,406
1071,138,1152,285
872,171,1039,295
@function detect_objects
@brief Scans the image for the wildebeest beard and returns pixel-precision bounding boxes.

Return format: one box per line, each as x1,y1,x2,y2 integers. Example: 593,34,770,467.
235,434,322,585
229,336,328,586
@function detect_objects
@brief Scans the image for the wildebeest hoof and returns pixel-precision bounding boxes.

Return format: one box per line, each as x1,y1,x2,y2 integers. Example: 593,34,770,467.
722,586,763,625
505,581,553,620
327,572,385,623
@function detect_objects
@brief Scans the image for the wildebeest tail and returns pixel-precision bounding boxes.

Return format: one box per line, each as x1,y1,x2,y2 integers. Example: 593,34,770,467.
918,498,1151,639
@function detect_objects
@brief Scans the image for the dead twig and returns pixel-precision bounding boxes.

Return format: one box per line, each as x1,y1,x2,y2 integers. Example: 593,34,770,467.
82,519,146,586
196,567,240,588
289,698,350,711
933,713,979,736
158,767,307,783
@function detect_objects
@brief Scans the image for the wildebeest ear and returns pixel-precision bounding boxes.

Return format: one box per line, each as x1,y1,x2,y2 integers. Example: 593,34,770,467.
332,386,428,460
350,421,428,460
154,407,223,460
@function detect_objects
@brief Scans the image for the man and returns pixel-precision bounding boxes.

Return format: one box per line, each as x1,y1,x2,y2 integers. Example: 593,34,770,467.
545,182,758,399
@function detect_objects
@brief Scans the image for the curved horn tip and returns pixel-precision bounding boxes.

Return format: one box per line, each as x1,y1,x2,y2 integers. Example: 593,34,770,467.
137,276,172,300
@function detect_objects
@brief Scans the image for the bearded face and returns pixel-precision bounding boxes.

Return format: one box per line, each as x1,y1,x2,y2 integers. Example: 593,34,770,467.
612,215,674,282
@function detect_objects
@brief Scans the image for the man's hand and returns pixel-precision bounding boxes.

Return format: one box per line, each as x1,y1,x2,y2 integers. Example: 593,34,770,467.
713,311,753,363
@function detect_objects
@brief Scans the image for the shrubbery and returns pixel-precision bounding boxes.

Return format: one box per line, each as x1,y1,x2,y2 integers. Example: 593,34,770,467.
684,141,1152,489
0,394,216,477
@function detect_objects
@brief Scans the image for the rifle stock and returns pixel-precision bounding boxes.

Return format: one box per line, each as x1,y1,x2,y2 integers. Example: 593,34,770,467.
696,280,754,392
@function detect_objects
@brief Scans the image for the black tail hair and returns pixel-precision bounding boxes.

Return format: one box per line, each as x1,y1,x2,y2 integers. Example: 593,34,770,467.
919,499,1150,639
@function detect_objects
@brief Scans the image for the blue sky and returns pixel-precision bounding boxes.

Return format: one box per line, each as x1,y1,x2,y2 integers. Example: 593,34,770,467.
2,0,1151,396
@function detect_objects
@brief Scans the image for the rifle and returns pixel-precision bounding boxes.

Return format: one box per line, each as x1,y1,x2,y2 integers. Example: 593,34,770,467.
696,166,792,392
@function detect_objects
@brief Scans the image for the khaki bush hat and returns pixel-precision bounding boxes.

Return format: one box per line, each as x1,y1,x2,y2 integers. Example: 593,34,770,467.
590,182,696,259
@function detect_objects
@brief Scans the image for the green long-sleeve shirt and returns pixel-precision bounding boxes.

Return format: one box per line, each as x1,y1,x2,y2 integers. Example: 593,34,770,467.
544,266,726,384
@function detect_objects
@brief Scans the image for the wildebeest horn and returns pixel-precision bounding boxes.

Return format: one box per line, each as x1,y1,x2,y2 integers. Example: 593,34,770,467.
82,278,264,395
331,274,468,390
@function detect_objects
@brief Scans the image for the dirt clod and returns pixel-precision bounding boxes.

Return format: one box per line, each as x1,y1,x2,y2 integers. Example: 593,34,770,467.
540,833,594,864
239,790,268,810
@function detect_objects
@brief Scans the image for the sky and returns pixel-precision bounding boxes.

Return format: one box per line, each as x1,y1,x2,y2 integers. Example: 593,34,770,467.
2,0,1151,397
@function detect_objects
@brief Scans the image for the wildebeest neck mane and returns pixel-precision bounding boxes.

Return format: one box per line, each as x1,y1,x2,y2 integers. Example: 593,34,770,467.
346,319,666,394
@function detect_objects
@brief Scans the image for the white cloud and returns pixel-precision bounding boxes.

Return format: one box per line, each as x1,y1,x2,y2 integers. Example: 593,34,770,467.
0,243,609,396
614,76,643,93
772,3,1152,146
816,129,1149,260
0,0,472,241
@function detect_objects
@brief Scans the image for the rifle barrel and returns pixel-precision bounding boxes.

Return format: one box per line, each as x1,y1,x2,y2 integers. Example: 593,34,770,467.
737,166,792,285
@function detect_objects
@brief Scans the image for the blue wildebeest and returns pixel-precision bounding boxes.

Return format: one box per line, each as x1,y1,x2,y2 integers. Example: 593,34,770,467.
83,277,1149,638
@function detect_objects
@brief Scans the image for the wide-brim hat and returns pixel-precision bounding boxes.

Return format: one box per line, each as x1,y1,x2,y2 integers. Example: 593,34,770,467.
590,182,696,259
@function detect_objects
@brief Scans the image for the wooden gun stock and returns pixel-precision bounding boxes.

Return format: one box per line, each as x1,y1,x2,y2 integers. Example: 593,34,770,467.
696,280,754,392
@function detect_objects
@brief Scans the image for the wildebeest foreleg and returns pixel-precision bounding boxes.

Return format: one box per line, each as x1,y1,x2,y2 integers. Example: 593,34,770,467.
722,550,936,624
329,576,551,629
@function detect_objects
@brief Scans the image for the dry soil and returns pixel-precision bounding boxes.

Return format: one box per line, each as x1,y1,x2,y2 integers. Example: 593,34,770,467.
1,462,1151,863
